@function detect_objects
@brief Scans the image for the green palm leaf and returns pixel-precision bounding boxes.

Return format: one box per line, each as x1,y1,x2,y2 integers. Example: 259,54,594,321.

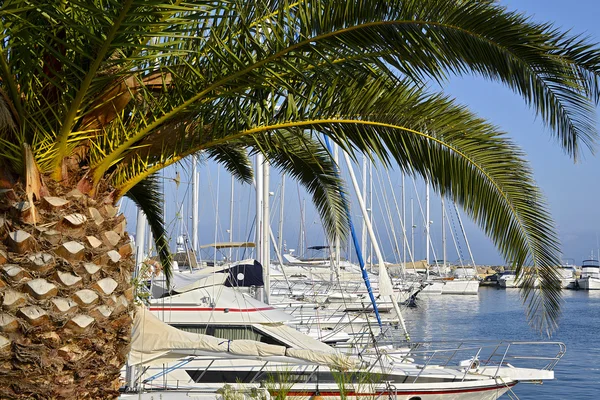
2,0,599,335
124,174,172,284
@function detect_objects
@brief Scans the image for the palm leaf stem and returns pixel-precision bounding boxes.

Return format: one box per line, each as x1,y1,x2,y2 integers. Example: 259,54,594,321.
91,12,596,182
52,0,135,180
0,52,23,123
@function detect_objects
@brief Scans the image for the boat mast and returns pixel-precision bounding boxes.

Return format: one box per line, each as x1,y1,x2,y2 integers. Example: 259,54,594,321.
333,144,341,281
369,158,374,270
426,180,430,267
411,197,415,263
262,160,271,304
343,152,410,340
134,209,146,281
126,207,147,389
277,174,285,259
442,196,446,270
402,173,406,273
229,175,234,261
255,153,265,301
192,155,199,254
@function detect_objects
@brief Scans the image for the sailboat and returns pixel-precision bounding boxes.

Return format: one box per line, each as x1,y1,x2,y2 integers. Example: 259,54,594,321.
120,155,564,399
121,265,564,400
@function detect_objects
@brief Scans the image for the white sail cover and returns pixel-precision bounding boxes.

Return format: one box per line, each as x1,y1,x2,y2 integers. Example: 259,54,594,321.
129,306,355,369
378,262,394,296
151,258,259,296
152,272,228,297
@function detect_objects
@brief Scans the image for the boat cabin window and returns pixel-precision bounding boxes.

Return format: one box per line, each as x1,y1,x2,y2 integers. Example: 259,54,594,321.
175,324,285,346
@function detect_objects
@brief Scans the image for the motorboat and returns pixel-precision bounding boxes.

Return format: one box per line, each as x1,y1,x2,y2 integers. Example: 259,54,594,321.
498,271,519,288
121,275,565,400
557,264,576,289
576,259,600,290
498,271,541,289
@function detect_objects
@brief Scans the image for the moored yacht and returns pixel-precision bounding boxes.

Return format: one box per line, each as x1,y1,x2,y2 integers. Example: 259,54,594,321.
121,272,565,400
440,278,480,294
557,263,577,289
576,259,600,290
498,271,543,289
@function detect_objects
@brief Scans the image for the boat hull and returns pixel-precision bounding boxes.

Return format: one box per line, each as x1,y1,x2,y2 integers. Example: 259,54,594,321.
577,277,600,290
441,279,479,295
120,382,513,400
420,281,444,295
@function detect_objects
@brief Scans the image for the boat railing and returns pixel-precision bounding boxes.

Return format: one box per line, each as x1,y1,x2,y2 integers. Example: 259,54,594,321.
136,357,324,391
356,339,566,382
132,340,565,393
271,278,370,298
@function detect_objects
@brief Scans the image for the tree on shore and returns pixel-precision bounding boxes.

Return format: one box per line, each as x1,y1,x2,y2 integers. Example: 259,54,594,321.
0,1,599,398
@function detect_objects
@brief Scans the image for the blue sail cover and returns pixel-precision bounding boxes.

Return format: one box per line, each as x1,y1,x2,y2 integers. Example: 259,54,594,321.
224,260,264,287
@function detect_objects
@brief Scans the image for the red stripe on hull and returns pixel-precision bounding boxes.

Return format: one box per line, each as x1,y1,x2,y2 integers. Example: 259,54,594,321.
148,307,275,312
283,383,515,396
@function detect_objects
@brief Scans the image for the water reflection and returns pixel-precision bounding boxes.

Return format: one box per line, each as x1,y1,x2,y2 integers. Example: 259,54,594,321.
392,287,599,399
401,291,482,342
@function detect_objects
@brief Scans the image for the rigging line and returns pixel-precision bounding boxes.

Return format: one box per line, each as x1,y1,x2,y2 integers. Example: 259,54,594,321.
380,171,402,266
269,180,282,228
371,188,388,267
385,171,416,266
328,158,383,329
242,216,256,260
446,200,465,268
454,202,476,268
202,161,218,263
296,182,306,257
373,164,400,264
410,177,440,266
213,166,221,267
447,202,465,267
241,182,254,260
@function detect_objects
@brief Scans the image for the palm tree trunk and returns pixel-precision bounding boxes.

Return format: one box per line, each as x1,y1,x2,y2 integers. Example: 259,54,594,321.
0,184,134,399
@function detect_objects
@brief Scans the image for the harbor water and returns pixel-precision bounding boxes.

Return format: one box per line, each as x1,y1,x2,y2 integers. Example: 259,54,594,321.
398,287,600,399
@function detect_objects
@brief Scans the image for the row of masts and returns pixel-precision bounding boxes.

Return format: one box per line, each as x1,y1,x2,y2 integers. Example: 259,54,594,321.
134,150,476,290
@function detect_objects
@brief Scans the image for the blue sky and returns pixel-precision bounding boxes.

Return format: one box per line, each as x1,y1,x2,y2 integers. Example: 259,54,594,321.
440,0,600,264
122,1,600,266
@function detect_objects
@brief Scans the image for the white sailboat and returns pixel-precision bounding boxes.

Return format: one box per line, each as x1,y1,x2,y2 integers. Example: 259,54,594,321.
121,158,564,399
122,275,566,400
122,271,564,400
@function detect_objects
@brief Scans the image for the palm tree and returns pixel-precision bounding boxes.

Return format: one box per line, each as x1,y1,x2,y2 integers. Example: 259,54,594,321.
1,0,599,398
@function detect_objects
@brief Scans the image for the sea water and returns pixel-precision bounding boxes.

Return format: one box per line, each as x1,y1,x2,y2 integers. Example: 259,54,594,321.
396,287,600,399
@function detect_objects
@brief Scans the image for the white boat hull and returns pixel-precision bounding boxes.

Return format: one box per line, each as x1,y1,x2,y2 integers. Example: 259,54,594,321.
441,279,479,295
120,383,512,400
577,277,600,290
499,277,540,289
420,281,444,295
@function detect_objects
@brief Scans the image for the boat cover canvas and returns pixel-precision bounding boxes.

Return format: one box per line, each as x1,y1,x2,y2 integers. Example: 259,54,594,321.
151,259,263,296
152,272,228,297
254,323,336,353
224,260,264,287
129,306,355,369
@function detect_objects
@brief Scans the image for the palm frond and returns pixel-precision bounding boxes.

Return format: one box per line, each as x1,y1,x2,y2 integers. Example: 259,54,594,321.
203,145,253,184
124,174,172,285
179,72,563,333
242,129,349,244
